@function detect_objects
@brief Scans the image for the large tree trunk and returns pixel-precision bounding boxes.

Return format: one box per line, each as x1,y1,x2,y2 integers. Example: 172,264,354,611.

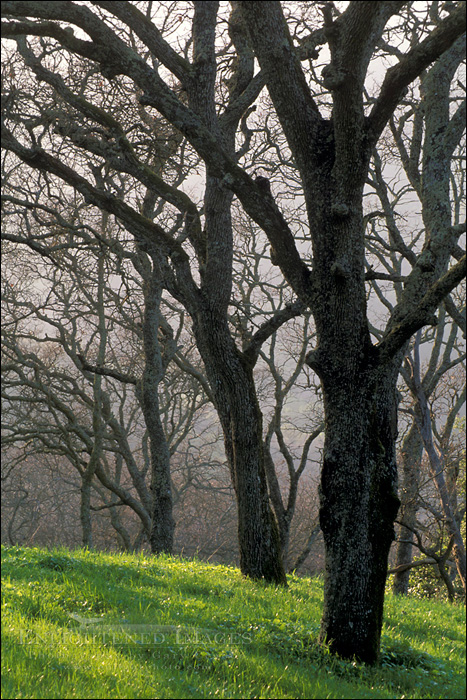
307,203,402,663
317,367,401,663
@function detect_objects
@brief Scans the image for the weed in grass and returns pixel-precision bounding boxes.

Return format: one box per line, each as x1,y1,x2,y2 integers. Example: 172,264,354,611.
37,555,81,572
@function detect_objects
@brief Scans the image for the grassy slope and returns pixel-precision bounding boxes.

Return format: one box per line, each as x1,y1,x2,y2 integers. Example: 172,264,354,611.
1,545,465,699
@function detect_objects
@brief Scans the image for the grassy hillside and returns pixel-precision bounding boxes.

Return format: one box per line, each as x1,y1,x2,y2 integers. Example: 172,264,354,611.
1,545,465,699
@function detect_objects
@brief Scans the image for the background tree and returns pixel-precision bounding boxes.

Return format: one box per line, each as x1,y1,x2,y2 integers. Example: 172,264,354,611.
402,331,465,597
1,184,323,569
1,209,211,551
388,412,465,601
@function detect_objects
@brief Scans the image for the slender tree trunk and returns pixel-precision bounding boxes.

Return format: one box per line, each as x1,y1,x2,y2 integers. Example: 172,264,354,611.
80,479,94,549
263,444,291,563
192,309,287,585
289,519,321,574
81,244,108,548
183,5,285,583
141,265,175,554
392,424,423,595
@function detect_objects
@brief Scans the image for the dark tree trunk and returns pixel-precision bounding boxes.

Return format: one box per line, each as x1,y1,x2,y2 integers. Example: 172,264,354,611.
184,3,286,584
80,479,93,549
317,365,401,663
192,308,287,585
141,266,175,555
307,205,402,663
263,445,292,565
392,424,423,595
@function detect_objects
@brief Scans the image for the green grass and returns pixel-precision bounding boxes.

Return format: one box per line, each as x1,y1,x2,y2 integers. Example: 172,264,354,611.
1,545,465,699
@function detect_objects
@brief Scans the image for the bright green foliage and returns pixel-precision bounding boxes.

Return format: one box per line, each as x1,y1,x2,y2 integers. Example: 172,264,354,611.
2,545,465,699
